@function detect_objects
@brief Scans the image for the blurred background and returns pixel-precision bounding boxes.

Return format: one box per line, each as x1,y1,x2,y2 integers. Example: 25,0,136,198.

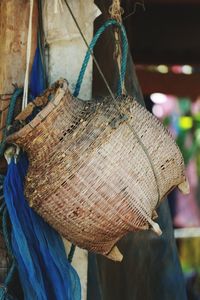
123,1,200,298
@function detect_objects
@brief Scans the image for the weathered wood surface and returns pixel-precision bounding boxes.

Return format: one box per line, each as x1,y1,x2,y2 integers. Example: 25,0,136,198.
0,0,38,142
0,0,38,94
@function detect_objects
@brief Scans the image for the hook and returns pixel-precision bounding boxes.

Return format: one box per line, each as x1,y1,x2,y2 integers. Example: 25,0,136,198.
123,1,146,21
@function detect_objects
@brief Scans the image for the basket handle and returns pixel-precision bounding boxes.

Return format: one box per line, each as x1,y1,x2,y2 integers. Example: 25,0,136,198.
73,19,128,97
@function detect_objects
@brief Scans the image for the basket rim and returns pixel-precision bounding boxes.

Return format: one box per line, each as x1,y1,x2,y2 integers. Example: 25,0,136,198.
6,80,73,142
6,79,124,143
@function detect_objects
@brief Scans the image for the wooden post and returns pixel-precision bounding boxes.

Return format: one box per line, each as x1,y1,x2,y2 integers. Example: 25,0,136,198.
0,0,37,290
0,0,37,140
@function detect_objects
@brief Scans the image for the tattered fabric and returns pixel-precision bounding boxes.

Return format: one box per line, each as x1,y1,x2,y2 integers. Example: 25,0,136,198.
4,153,81,300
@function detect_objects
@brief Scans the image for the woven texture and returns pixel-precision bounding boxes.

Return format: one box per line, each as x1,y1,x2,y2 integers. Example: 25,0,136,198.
7,80,187,257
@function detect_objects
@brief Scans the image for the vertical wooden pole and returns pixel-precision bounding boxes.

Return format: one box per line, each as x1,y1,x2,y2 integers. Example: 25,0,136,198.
0,0,38,140
0,0,37,288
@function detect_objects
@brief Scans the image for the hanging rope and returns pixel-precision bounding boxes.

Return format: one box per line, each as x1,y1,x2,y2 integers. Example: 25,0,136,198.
73,19,128,97
22,0,34,110
109,0,124,23
64,0,117,101
109,0,126,95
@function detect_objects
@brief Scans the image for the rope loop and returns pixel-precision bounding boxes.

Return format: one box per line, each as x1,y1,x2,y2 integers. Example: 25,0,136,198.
73,19,128,97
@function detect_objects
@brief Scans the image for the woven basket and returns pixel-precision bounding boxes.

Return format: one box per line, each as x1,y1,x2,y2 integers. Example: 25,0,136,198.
7,79,189,261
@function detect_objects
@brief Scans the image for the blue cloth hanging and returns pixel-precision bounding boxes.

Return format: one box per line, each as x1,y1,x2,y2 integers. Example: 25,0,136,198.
29,46,46,98
4,152,81,300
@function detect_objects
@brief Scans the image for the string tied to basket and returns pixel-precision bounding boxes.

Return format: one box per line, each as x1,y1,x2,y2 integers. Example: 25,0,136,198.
73,19,128,98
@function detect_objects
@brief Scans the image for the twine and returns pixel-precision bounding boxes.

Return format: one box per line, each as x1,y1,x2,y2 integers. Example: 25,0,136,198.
22,0,34,110
109,0,126,95
109,0,124,23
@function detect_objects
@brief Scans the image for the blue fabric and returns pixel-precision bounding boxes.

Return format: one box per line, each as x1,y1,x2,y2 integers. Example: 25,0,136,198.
29,46,46,98
3,153,81,300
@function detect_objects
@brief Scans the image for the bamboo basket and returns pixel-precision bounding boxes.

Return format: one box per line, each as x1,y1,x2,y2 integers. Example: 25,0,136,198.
7,79,189,261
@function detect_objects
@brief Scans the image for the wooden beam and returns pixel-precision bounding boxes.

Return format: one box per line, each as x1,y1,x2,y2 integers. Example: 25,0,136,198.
0,0,38,141
0,0,38,95
136,68,200,99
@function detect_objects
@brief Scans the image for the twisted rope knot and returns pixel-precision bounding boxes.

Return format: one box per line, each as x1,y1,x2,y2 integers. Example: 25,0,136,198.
108,1,126,94
109,0,124,23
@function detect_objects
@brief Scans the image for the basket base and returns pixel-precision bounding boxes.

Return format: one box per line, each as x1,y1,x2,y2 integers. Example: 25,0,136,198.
178,179,190,194
106,246,123,262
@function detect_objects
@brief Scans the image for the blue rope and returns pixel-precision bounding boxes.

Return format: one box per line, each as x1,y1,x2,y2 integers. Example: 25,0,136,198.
73,19,128,97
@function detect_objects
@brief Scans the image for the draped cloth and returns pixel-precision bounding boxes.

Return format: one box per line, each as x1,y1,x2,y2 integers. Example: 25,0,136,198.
29,46,46,99
4,153,81,300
